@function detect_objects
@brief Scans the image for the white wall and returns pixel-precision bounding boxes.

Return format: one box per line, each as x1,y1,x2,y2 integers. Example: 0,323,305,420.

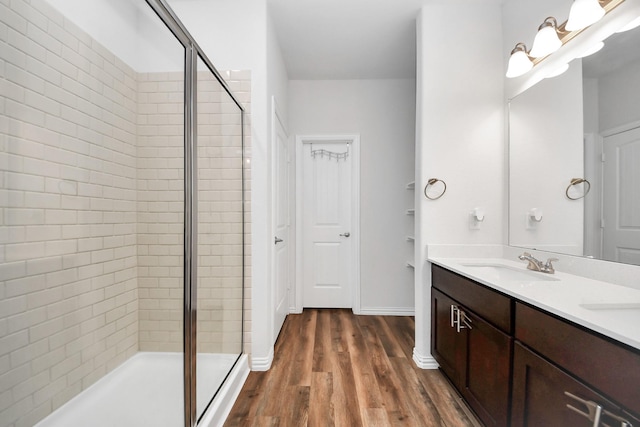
414,0,505,367
47,0,183,72
288,79,416,314
598,58,640,132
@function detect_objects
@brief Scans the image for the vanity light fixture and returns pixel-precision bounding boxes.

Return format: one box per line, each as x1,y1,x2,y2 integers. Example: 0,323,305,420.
566,0,606,31
529,17,563,58
504,0,624,78
575,41,605,58
506,43,534,78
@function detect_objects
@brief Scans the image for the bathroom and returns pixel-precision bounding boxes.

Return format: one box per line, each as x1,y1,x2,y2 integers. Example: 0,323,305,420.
1,0,640,426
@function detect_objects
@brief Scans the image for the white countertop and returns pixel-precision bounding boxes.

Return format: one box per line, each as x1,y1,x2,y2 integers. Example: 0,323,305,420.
429,257,640,351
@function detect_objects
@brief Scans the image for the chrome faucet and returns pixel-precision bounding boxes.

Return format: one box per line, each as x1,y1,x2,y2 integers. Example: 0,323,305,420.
518,252,558,274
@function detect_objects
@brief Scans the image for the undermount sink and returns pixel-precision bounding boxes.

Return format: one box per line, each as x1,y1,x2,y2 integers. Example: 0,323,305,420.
579,302,640,311
460,263,560,282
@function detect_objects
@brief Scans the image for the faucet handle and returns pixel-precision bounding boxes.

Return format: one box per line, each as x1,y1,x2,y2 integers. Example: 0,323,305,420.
544,258,558,272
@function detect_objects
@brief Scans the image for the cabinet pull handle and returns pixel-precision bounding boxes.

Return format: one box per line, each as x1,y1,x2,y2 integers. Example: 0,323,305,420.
565,391,602,427
601,408,634,427
451,305,462,331
461,312,473,330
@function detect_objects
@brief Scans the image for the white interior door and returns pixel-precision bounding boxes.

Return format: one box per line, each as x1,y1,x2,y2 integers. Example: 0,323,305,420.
302,140,353,308
272,103,289,340
603,126,640,265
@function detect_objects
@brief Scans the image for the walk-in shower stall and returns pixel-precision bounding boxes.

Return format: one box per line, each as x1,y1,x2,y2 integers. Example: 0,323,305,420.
1,0,247,426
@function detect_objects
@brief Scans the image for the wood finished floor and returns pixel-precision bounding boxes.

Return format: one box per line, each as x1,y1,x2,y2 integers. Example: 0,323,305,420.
225,309,481,427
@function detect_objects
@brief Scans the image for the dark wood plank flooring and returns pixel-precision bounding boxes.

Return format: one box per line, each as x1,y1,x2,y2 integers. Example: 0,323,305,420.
225,309,481,426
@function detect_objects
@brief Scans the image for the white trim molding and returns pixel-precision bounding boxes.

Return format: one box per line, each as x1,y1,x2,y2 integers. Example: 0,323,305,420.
358,307,415,316
412,348,439,370
250,346,274,372
202,354,250,427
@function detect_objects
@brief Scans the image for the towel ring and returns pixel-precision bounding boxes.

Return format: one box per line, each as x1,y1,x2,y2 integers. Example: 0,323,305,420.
424,178,447,200
566,178,591,200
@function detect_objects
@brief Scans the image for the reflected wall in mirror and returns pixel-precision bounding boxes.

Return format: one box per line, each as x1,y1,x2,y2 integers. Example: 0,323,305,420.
509,24,640,266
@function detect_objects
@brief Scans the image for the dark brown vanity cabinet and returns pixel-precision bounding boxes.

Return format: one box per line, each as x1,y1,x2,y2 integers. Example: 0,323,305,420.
512,302,640,426
431,266,513,427
431,264,640,427
511,342,638,427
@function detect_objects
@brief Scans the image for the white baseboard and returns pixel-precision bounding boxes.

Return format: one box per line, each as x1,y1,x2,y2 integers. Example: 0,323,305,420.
357,307,415,316
250,346,274,371
202,354,250,427
412,348,439,369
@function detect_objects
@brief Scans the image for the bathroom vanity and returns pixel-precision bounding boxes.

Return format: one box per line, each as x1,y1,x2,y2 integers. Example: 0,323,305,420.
430,261,640,427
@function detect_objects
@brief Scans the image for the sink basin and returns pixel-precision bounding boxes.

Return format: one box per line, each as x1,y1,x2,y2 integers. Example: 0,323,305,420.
460,263,560,282
579,302,640,311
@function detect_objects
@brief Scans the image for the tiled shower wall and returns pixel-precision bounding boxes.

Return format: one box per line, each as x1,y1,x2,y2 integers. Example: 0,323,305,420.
137,70,248,354
136,71,185,351
0,2,140,425
0,1,251,426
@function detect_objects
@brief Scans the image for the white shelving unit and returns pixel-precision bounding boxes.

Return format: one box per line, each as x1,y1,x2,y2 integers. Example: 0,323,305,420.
406,182,415,269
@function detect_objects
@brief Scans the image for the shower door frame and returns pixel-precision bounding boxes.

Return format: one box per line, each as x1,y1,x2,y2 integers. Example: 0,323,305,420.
143,1,246,426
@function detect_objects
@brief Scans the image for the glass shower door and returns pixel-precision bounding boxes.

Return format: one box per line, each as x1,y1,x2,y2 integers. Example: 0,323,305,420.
195,56,244,420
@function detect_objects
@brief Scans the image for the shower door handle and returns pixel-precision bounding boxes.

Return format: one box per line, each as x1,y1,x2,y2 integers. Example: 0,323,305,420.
274,237,283,244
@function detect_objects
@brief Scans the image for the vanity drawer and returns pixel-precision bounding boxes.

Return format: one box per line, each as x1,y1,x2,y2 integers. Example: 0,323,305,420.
432,264,512,333
515,302,640,417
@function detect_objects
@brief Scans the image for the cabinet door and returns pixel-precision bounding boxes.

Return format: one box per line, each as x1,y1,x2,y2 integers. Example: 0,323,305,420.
431,288,463,389
511,342,621,427
461,309,512,427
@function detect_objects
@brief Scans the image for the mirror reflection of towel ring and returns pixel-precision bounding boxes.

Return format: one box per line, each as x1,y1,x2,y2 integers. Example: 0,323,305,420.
566,178,591,200
424,178,447,200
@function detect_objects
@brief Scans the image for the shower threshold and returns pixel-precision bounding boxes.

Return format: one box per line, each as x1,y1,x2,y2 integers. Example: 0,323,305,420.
35,352,239,427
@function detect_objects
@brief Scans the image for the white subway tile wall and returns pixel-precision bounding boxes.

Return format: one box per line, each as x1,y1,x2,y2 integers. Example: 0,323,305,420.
0,1,251,426
136,71,185,352
196,68,244,355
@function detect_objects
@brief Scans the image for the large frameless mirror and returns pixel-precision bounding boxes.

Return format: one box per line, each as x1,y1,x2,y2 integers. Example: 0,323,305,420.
509,20,640,266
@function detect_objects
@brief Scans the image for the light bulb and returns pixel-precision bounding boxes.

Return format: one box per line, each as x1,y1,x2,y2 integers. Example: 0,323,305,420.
530,18,562,58
566,0,605,31
506,44,533,78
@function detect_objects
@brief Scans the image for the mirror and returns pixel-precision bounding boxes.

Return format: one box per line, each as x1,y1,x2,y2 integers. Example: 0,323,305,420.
509,24,640,266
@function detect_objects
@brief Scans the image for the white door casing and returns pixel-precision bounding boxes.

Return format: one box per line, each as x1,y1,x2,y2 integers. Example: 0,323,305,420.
272,98,290,342
295,135,360,312
603,125,640,266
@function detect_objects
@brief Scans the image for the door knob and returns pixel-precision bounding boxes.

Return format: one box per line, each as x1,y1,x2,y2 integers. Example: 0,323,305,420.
339,232,350,238
274,237,283,244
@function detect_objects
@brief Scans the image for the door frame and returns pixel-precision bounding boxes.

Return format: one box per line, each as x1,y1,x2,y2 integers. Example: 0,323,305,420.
294,134,361,314
600,120,640,263
271,96,291,344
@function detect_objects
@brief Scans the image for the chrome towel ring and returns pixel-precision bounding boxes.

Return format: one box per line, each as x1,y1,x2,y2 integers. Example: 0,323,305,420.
566,178,591,200
424,178,447,200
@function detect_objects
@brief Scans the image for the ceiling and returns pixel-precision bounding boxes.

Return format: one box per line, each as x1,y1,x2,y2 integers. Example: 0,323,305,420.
267,0,429,80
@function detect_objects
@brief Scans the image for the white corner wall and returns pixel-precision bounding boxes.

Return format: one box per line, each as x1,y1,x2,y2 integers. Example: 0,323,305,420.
288,79,416,314
414,0,504,366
